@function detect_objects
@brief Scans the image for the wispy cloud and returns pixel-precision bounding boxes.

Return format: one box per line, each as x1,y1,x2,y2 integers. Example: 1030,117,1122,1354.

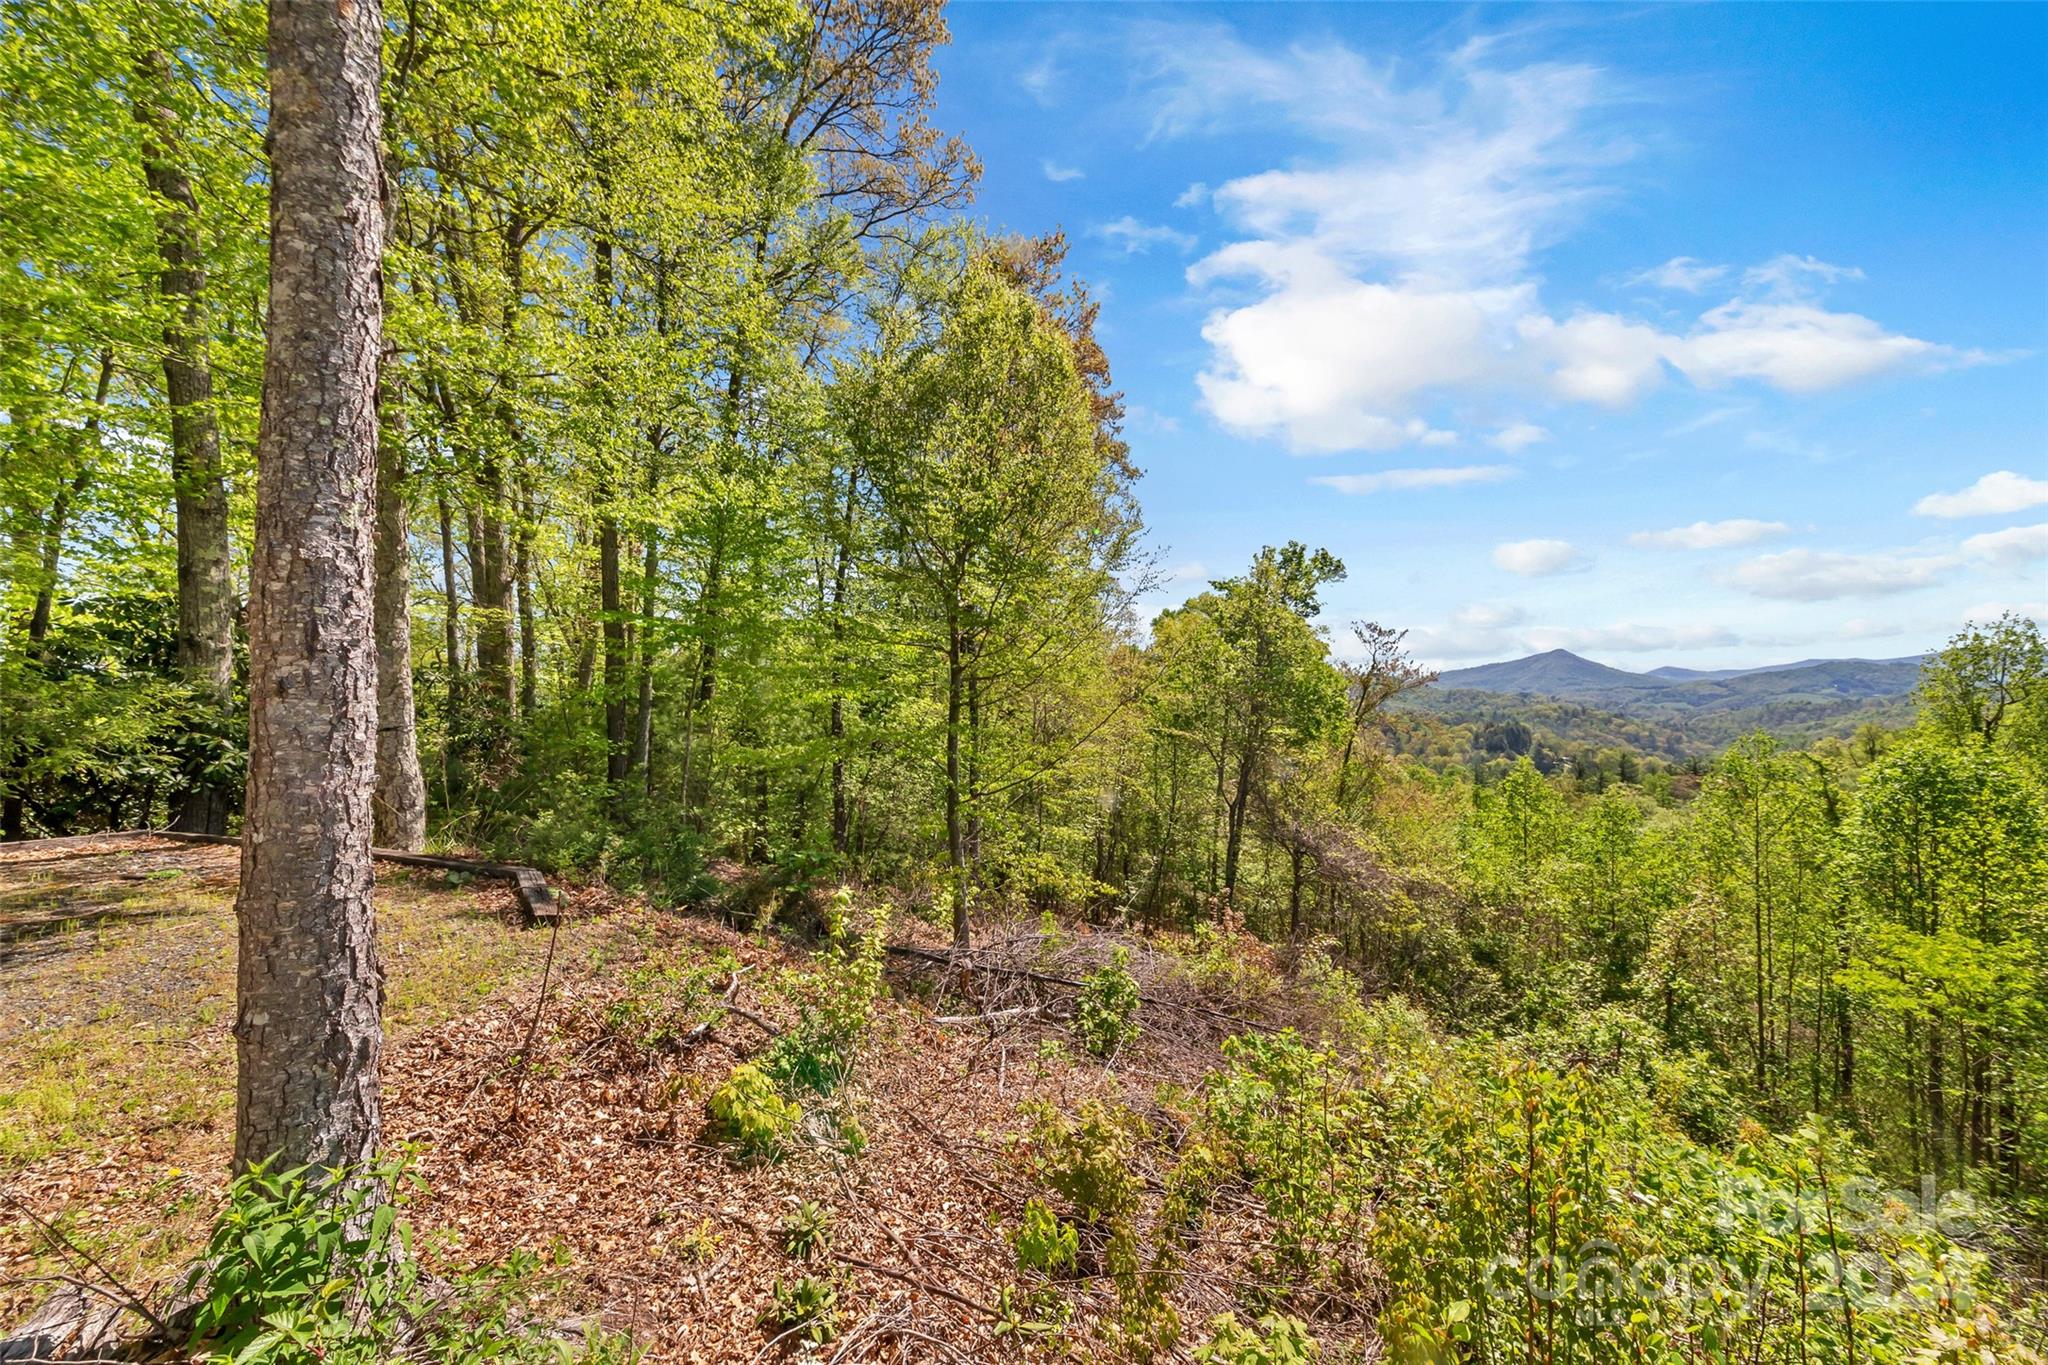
1627,257,1728,292
1488,422,1550,452
1312,464,1517,494
1095,216,1196,255
1914,470,2048,519
1041,159,1085,183
1961,522,2048,569
1630,518,1790,550
1731,548,1953,600
1128,21,1990,453
1494,538,1588,576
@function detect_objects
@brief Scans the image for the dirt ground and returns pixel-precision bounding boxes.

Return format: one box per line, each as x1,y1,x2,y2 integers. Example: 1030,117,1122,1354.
0,837,1274,1362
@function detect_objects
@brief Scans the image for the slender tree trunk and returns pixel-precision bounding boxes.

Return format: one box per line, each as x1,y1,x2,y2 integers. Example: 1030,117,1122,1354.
945,620,968,949
472,470,513,725
1222,747,1254,899
599,513,627,786
515,494,536,716
371,368,427,850
436,493,461,704
630,528,657,782
592,237,628,790
135,49,237,835
827,466,857,853
965,668,982,872
23,353,112,650
234,0,386,1174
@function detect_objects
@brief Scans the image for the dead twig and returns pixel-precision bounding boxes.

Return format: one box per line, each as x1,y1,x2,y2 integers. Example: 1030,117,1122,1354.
0,1191,170,1341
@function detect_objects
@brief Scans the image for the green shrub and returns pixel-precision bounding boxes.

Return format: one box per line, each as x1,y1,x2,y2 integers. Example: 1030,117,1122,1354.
781,1200,831,1262
1193,1312,1320,1364
761,896,889,1097
706,1063,800,1161
1370,1054,2036,1365
183,1159,637,1364
760,1274,838,1345
599,951,736,1055
1075,946,1142,1057
1025,1100,1143,1225
1010,1197,1078,1273
1201,1030,1372,1283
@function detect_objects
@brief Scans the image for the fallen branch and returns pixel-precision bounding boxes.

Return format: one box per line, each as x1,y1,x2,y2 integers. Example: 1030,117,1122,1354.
827,1251,996,1320
931,1004,1048,1027
887,943,1280,1035
0,1191,171,1342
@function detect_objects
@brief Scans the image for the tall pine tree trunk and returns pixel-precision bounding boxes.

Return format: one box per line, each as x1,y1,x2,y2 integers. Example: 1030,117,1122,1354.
135,49,237,834
234,0,385,1175
372,368,427,850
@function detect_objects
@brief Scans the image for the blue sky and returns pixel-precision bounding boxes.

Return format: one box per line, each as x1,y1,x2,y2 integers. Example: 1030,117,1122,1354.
930,2,2048,669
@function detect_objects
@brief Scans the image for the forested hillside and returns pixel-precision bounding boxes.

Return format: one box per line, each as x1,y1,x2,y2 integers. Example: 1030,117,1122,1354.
1402,650,1925,771
2,0,2046,1359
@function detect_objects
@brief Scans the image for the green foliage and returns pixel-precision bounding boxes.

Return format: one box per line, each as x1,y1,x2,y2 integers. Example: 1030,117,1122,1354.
706,1063,800,1161
780,1199,831,1262
599,951,737,1055
1009,1197,1078,1274
184,1160,637,1363
1193,1312,1320,1365
760,1275,838,1345
1199,1030,1370,1284
1024,1100,1144,1225
1368,1054,2037,1364
1075,945,1143,1057
761,898,889,1096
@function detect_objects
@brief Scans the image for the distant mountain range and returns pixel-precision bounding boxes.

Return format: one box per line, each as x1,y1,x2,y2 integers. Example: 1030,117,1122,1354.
1399,649,1927,756
1434,649,1925,706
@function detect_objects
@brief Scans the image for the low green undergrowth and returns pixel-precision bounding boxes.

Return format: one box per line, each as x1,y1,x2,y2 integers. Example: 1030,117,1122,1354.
183,1159,638,1364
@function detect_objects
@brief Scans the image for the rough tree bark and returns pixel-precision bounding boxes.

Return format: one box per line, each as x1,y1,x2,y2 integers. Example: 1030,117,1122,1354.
233,0,386,1175
134,50,238,834
372,369,428,850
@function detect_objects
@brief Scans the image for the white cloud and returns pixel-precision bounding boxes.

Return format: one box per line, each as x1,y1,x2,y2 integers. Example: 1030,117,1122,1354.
1670,299,1964,393
1132,24,1990,453
1841,618,1909,641
1961,522,2048,569
1520,310,1669,405
1096,216,1196,255
1742,254,1864,296
1021,51,1060,103
1914,470,2048,519
1666,404,1746,437
1313,464,1517,494
1041,159,1085,183
1192,249,1521,451
1494,538,1586,576
1124,403,1182,434
1412,607,1741,662
1455,603,1526,629
1488,422,1549,452
1174,182,1209,209
1731,549,1954,601
1525,622,1740,653
1629,518,1790,550
1961,600,2048,626
1629,257,1728,292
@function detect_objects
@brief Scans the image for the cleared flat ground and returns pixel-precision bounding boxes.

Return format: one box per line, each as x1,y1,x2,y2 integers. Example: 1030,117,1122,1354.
0,837,549,1328
0,837,1231,1361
